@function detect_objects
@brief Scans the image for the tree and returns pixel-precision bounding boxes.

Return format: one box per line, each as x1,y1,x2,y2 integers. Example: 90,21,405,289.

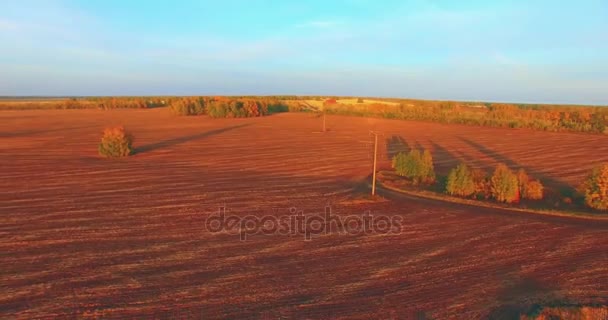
472,168,491,199
524,180,544,200
421,149,436,184
98,126,133,158
490,164,519,203
392,151,418,178
516,169,544,200
391,149,436,185
580,164,608,210
517,169,529,194
169,99,189,116
446,163,476,197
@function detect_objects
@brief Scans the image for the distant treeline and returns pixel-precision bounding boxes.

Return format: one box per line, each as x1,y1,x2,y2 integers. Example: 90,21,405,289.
323,99,608,134
0,97,164,110
167,96,304,117
0,96,304,117
1,95,606,133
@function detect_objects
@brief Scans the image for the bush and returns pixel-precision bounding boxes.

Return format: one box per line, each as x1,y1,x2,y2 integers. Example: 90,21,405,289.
524,180,544,200
517,169,544,200
391,152,410,176
391,149,435,185
446,163,476,197
170,99,190,116
472,168,491,199
169,98,205,116
98,126,133,158
490,164,519,203
421,150,436,184
580,164,608,210
517,169,529,192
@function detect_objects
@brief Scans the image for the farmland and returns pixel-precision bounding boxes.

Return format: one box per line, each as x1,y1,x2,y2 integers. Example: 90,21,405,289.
2,108,608,319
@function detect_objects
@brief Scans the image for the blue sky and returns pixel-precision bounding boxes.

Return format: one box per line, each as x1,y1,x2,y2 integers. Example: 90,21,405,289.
0,0,607,104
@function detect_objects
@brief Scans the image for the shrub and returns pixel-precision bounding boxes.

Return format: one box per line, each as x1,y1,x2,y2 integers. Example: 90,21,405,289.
98,126,133,158
490,164,519,203
391,152,410,177
169,98,205,116
391,149,436,185
169,99,190,116
207,101,227,118
421,149,436,184
243,100,260,117
517,169,529,192
267,102,289,114
580,164,608,210
523,180,544,200
472,168,491,199
446,163,476,197
517,169,544,200
357,98,364,103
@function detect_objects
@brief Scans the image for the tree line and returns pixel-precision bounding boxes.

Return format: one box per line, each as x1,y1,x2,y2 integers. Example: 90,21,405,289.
391,149,608,211
167,96,301,117
324,100,608,134
2,96,607,134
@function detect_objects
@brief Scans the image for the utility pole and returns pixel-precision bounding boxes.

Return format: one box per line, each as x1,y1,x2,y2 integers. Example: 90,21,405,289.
323,112,326,132
370,130,379,196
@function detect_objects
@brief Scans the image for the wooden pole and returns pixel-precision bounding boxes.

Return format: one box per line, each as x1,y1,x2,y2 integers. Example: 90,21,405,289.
371,131,378,196
323,113,326,132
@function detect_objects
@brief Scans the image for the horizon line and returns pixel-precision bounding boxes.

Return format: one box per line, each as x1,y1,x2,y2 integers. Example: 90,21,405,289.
1,95,607,107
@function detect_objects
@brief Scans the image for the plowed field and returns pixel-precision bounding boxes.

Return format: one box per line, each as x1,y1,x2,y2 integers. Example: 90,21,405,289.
2,109,607,319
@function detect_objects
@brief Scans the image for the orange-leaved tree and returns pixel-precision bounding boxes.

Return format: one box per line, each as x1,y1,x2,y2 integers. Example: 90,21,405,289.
446,163,476,197
580,164,608,210
516,169,544,200
490,164,519,203
98,126,133,158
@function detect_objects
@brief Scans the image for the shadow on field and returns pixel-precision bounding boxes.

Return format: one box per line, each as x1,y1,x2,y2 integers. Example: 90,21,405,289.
459,137,576,196
1,126,90,138
487,275,564,320
135,123,250,154
385,135,410,160
428,141,462,175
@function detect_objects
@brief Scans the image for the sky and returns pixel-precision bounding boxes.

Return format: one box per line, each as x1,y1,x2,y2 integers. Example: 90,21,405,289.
0,0,607,104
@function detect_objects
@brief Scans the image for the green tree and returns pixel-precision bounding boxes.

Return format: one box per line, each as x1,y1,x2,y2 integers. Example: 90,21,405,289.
446,163,476,197
392,149,436,185
392,151,415,177
490,164,519,203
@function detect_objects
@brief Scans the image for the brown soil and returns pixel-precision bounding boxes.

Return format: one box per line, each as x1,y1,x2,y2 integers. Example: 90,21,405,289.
2,109,607,319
